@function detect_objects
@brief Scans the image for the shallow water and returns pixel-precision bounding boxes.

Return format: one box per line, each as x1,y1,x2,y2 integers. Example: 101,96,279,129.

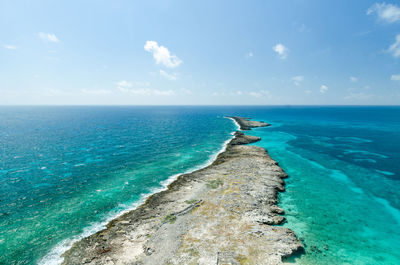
1,106,399,264
0,106,236,265
244,106,400,264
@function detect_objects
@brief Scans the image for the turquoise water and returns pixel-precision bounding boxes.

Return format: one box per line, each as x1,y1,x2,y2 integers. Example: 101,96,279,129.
242,106,400,264
0,106,236,265
1,106,400,264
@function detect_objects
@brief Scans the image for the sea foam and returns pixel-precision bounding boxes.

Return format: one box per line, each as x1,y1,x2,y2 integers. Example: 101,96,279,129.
39,118,239,265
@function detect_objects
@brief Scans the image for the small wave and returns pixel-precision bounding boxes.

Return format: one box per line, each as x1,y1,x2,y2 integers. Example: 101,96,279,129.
375,169,395,176
334,136,373,143
353,158,377,163
343,149,388,159
226,117,241,131
39,117,240,265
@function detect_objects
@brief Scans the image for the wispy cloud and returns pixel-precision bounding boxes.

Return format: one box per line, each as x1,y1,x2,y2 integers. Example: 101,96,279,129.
81,89,112,95
3,44,17,50
273,43,288,59
38,32,60,43
245,51,254,58
391,74,400,81
249,90,271,98
344,92,373,101
292,75,304,86
159,69,177,81
117,80,174,96
117,80,133,91
367,3,400,23
213,90,271,98
350,76,358,82
124,88,175,96
320,85,328,93
388,34,400,58
144,41,182,68
180,88,192,95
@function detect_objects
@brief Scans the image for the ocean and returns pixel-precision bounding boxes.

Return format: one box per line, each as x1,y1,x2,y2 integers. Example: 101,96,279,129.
0,106,399,264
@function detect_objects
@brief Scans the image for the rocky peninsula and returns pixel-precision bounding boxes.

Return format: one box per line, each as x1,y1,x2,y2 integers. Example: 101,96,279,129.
61,117,302,265
227,116,270,130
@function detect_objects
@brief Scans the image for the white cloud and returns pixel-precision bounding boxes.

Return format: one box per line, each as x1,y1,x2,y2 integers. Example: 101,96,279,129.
48,88,63,94
117,80,150,91
159,69,177,81
344,92,373,101
391,74,400,81
38,32,59,43
273,43,288,59
180,88,192,95
81,89,112,95
117,80,174,96
249,90,271,98
350,76,358,82
388,34,400,57
367,3,400,23
3,44,17,50
245,51,254,58
214,90,271,98
144,41,182,68
249,92,261,97
320,85,328,93
125,89,175,96
117,80,133,91
292,75,304,86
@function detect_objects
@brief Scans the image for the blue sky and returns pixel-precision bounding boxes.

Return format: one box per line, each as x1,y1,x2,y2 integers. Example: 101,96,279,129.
1,0,400,105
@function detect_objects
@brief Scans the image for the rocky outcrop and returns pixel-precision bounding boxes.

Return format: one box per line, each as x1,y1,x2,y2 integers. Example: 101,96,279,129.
229,131,260,145
61,118,302,265
228,116,270,130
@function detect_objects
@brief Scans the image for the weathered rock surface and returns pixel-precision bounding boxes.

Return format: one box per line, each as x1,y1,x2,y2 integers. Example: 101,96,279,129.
229,131,261,146
228,116,270,130
61,119,302,265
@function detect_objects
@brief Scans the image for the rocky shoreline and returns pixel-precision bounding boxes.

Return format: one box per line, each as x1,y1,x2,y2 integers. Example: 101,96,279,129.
61,117,302,265
227,116,270,130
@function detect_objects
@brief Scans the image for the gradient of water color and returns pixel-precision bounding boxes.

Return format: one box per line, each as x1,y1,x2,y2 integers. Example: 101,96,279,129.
244,106,400,264
1,106,399,265
0,106,236,265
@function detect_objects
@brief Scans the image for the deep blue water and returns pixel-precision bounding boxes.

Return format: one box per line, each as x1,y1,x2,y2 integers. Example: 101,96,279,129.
1,106,399,264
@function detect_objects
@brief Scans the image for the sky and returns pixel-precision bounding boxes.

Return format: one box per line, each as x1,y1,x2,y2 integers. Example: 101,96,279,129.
1,0,400,105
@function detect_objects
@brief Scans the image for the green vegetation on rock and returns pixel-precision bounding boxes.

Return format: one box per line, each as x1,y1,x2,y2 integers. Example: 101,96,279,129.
163,214,177,224
184,199,199,204
206,179,223,189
